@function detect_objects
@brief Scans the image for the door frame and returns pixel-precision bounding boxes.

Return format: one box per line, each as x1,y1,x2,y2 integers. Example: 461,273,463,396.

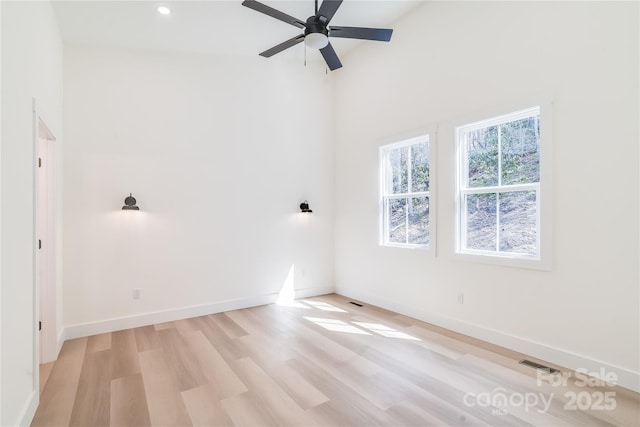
32,98,58,378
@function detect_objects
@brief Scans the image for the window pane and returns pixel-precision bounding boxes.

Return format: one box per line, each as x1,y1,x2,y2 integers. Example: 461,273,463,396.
408,197,429,245
389,146,408,194
499,191,537,254
388,198,406,244
501,116,540,185
465,193,497,251
466,126,498,188
411,141,429,192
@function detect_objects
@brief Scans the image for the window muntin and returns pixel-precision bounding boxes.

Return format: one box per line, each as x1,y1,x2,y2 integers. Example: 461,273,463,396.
381,137,431,248
457,107,540,258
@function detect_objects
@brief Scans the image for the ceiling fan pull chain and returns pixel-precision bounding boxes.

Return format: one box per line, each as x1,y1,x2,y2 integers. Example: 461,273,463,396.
304,42,307,67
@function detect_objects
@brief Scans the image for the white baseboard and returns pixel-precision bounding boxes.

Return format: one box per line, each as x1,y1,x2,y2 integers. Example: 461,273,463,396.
336,286,640,393
57,329,65,356
64,286,333,340
294,285,335,299
16,390,38,427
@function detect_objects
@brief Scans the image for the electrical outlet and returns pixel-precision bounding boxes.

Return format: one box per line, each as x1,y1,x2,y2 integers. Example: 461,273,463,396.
457,293,464,304
133,288,141,300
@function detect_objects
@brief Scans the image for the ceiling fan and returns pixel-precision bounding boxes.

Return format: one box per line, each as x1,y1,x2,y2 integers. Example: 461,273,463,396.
242,0,393,71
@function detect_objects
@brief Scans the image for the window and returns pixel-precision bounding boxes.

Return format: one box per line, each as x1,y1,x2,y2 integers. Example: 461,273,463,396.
457,107,542,260
380,136,432,249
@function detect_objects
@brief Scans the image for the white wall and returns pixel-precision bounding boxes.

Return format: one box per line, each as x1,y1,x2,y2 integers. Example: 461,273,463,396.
0,2,3,423
1,1,63,425
63,46,334,332
334,1,639,390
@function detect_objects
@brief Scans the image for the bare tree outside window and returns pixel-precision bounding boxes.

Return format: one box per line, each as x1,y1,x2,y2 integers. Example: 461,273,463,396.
458,108,540,257
381,137,431,248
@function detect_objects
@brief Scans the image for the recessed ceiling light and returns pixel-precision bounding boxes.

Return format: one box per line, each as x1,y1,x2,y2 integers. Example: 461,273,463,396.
157,6,171,15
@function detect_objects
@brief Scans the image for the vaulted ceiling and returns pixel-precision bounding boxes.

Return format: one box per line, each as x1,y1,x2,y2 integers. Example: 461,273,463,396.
52,0,423,63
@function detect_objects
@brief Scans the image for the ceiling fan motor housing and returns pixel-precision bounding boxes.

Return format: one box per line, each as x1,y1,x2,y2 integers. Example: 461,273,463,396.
304,16,329,37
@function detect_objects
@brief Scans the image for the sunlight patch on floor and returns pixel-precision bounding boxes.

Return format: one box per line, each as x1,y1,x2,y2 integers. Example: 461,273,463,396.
353,322,420,341
304,317,372,335
278,300,313,309
303,300,347,313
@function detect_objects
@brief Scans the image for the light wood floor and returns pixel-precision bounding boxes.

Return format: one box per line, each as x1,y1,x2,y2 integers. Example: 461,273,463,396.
32,294,639,426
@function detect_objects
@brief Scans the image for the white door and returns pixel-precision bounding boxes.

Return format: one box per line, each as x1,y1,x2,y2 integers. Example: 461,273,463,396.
37,119,56,364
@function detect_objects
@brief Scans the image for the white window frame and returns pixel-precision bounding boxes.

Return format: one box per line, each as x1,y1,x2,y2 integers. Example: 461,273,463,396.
455,102,552,270
379,133,435,253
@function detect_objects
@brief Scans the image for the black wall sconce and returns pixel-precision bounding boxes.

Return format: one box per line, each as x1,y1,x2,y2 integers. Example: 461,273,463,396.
122,193,140,210
299,200,313,213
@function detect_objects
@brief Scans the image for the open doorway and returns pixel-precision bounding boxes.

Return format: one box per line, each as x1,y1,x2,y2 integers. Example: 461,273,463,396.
36,115,57,391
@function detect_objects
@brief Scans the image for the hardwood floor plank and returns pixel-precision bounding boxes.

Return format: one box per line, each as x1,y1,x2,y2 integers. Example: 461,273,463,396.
294,319,376,369
341,368,413,410
32,338,87,427
181,385,235,427
232,357,306,426
189,315,231,345
305,398,394,427
173,317,202,337
403,396,492,427
268,362,329,410
111,329,141,379
386,400,458,427
286,356,396,426
191,315,246,364
233,331,295,371
69,349,111,426
138,348,193,426
220,392,278,427
157,327,208,392
87,332,112,353
110,373,152,427
134,325,161,352
606,391,640,426
241,304,301,338
39,362,54,394
182,330,247,399
209,312,249,339
154,320,177,331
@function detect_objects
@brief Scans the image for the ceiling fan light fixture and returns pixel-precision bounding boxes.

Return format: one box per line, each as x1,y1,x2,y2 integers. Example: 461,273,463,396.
305,33,329,49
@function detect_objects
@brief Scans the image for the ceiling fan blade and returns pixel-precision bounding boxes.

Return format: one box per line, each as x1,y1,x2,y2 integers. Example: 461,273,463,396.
259,34,305,57
242,0,305,29
320,42,342,71
329,26,393,42
317,0,343,24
